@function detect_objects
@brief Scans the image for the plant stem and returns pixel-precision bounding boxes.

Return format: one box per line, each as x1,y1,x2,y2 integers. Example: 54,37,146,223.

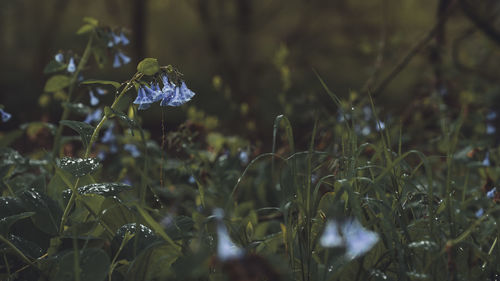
52,34,94,158
59,73,141,234
0,235,35,268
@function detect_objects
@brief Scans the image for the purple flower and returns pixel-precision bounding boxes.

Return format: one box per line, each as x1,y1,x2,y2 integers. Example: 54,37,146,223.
487,124,496,135
376,121,385,131
89,90,99,106
84,108,102,124
101,124,116,143
55,53,64,63
96,87,107,95
320,218,379,260
67,57,76,73
320,220,343,248
188,175,196,184
118,51,131,65
119,31,129,45
239,151,249,165
487,111,497,121
112,31,121,45
160,81,195,107
341,218,379,259
133,86,153,109
475,208,484,218
487,187,497,199
213,208,244,261
0,109,11,122
124,144,140,158
147,83,164,103
112,51,131,68
483,152,491,167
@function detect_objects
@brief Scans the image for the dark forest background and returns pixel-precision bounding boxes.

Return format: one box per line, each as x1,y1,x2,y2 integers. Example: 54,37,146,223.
2,0,500,148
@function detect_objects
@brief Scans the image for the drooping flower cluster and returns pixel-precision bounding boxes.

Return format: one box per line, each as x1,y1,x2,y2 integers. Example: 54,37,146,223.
320,218,379,260
107,29,131,68
133,74,195,110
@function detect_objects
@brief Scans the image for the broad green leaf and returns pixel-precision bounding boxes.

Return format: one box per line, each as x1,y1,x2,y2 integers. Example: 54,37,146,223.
82,17,99,26
76,183,133,196
0,197,25,218
76,24,94,35
43,60,66,74
164,216,194,240
57,157,100,178
62,102,91,115
80,79,121,89
0,129,23,147
0,212,35,236
99,198,137,234
6,234,44,259
0,148,25,178
134,205,180,252
125,243,179,281
137,58,160,76
20,122,57,137
44,75,71,92
112,223,159,261
18,189,63,235
59,120,95,148
52,248,110,281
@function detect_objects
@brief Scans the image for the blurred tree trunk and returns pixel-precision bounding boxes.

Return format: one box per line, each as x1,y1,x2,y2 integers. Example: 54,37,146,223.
132,0,147,63
33,0,71,89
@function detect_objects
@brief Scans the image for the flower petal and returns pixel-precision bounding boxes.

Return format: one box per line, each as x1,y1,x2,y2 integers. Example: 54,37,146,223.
118,51,131,65
119,31,130,45
67,57,76,73
55,53,64,63
0,109,12,122
89,90,99,106
320,220,343,248
113,53,121,68
341,218,379,260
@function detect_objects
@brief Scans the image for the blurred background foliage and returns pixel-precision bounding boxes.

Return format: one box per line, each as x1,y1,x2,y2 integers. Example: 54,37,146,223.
2,0,500,149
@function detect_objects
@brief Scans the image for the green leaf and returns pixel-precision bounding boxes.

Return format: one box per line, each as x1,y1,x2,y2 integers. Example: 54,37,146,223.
125,243,179,281
43,60,67,74
164,216,194,240
59,120,95,148
52,248,110,281
76,24,94,35
137,58,160,76
81,79,121,89
112,223,159,261
105,107,139,135
0,130,23,148
76,183,133,196
0,212,35,236
82,17,99,26
134,205,180,253
57,157,100,178
44,75,71,92
20,122,57,137
18,189,63,235
99,198,137,234
62,102,91,115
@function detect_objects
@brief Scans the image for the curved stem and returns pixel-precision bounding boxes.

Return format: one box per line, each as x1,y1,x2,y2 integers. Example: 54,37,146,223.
59,73,142,234
52,34,95,158
0,234,35,268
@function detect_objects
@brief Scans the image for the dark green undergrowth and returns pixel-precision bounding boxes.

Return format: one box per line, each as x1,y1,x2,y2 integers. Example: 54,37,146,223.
1,18,500,281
